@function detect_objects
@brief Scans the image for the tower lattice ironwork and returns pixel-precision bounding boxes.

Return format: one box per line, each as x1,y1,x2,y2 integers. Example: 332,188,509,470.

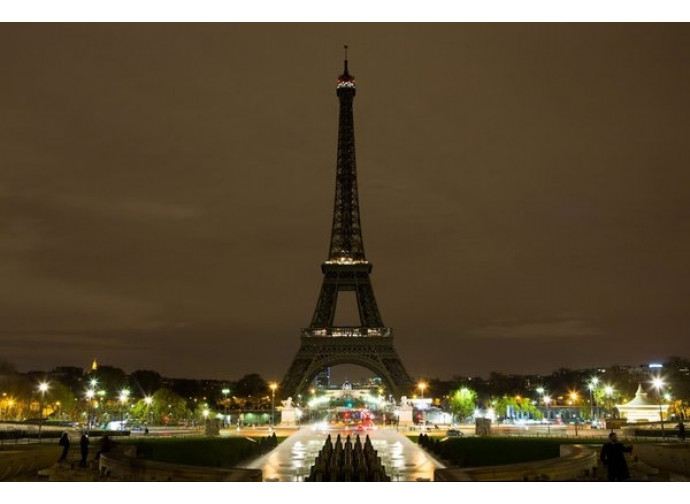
280,55,413,399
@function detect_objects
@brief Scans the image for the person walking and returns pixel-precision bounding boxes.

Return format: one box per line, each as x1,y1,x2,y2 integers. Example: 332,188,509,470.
58,432,70,461
600,432,633,481
678,421,686,441
79,433,89,467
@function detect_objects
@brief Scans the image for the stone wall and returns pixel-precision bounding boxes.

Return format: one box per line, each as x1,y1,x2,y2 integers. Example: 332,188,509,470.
99,448,262,481
434,444,598,482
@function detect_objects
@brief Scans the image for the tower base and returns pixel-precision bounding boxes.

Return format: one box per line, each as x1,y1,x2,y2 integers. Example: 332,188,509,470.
280,334,413,399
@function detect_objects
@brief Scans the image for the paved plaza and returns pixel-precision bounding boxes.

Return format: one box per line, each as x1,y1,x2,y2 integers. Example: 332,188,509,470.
243,425,445,482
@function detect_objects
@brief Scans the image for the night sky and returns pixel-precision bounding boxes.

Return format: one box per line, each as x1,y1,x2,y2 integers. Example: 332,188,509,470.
1,24,689,381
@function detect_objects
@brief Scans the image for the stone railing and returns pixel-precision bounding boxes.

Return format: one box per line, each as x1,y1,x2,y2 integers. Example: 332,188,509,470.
99,447,262,482
434,444,598,482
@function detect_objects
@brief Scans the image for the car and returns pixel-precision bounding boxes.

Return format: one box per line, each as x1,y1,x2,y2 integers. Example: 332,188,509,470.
445,429,463,437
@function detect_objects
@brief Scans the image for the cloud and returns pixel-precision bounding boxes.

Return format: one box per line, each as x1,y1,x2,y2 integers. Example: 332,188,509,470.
466,318,603,340
54,194,203,222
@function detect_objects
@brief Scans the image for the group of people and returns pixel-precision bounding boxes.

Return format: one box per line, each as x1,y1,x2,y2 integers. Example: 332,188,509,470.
58,432,114,468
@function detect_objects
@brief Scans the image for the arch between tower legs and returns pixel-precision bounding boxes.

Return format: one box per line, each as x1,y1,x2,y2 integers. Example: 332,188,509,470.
279,336,413,400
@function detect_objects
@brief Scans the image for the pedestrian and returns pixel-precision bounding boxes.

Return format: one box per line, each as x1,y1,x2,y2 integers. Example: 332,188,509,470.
678,422,686,441
79,433,89,467
600,432,633,481
95,434,114,460
58,432,70,461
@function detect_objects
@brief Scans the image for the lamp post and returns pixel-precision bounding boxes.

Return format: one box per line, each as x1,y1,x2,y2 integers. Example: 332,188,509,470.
144,396,153,426
37,382,49,441
85,389,95,430
222,388,230,427
651,377,665,439
269,382,278,428
6,399,14,421
417,381,427,427
97,390,106,425
544,395,552,436
536,387,548,433
602,385,614,424
570,392,580,436
119,388,130,431
418,381,427,399
588,377,599,423
310,388,317,423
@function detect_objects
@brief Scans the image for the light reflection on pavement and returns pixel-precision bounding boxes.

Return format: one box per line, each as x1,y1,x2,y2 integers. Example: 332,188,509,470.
242,425,444,482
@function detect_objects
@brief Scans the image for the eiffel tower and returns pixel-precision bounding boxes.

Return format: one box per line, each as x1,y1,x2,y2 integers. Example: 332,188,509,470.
280,52,413,399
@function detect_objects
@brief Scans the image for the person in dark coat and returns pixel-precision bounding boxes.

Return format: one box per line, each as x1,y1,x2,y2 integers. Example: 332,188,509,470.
600,432,633,481
95,434,114,460
58,432,70,461
678,422,686,441
79,433,89,467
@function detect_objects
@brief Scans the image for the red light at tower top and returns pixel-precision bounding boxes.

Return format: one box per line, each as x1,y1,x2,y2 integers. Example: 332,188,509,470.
337,44,355,88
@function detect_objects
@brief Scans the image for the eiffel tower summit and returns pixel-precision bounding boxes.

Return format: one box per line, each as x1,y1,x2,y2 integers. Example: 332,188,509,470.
280,51,413,399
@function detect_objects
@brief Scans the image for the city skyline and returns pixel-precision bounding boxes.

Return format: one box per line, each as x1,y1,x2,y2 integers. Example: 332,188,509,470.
1,24,689,381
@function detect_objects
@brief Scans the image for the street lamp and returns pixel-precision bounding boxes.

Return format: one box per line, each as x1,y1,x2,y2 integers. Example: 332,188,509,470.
536,387,548,431
6,399,14,421
417,381,427,427
37,382,49,441
269,382,278,428
588,377,599,422
119,388,130,430
544,395,552,435
85,389,95,429
222,388,230,426
144,396,153,426
603,385,614,421
651,376,666,439
570,392,580,436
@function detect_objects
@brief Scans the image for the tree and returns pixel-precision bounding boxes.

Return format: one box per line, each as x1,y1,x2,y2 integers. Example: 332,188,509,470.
148,388,190,425
665,356,690,417
449,387,477,423
46,382,77,420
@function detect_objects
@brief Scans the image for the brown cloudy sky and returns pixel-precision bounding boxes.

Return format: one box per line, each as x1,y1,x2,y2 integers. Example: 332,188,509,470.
1,24,688,381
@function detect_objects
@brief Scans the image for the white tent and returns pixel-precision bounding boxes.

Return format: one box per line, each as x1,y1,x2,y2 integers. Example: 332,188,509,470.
616,384,669,423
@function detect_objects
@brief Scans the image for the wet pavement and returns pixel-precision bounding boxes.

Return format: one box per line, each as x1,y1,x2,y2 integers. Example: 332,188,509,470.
243,425,444,482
